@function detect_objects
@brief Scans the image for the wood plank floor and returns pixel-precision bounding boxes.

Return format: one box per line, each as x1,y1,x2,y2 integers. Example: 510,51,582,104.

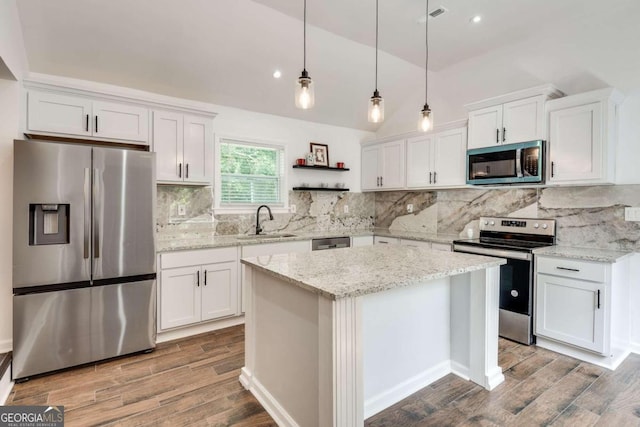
6,325,640,426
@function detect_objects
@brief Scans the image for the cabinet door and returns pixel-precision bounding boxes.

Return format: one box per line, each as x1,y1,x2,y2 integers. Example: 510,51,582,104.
27,91,92,136
502,97,544,144
183,115,213,184
160,266,201,330
373,236,399,245
201,261,238,321
380,140,405,189
535,274,606,354
468,105,502,149
433,127,466,187
153,111,183,182
400,239,431,248
406,135,433,188
548,102,603,183
92,101,149,142
361,145,381,191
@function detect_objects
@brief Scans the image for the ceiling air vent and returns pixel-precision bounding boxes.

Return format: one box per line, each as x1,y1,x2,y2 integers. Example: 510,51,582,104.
418,6,448,23
429,6,448,19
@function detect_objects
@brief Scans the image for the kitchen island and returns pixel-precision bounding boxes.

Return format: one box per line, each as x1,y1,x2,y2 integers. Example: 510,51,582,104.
240,245,506,427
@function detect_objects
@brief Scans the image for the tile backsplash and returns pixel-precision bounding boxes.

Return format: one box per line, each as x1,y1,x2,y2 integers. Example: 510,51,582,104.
157,184,640,251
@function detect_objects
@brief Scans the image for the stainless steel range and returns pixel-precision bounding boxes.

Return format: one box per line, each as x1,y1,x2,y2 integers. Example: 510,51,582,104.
453,217,556,345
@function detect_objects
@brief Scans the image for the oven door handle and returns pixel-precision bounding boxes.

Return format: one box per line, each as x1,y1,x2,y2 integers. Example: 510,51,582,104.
453,244,532,261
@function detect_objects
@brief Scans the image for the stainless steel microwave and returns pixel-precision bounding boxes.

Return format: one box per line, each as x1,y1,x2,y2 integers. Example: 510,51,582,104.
466,140,544,185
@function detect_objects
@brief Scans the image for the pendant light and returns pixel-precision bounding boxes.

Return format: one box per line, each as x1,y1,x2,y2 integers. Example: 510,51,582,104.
419,0,432,132
367,0,384,123
295,0,314,109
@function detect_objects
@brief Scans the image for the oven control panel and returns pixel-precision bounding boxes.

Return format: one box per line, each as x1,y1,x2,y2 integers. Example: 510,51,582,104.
479,217,556,236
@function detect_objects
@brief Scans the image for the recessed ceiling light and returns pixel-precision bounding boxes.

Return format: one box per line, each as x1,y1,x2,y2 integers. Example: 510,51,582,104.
470,15,482,23
273,70,282,79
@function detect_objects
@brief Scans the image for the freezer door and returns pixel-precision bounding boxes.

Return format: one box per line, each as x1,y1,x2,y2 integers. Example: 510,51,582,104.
13,140,92,289
13,288,92,379
92,147,156,280
91,280,156,360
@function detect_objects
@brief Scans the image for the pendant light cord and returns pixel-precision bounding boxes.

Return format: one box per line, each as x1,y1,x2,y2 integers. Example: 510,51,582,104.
303,0,307,71
375,0,379,91
425,0,429,104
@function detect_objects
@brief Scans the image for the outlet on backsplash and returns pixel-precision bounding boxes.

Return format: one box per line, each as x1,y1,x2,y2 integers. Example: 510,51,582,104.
178,204,186,216
344,205,349,214
625,207,640,221
290,204,297,214
407,204,414,213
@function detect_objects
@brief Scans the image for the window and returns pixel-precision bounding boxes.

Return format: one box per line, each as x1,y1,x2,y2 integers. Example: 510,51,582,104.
218,138,285,208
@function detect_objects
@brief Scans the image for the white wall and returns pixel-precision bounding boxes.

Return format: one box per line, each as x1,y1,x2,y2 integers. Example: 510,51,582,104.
0,0,28,352
212,104,373,194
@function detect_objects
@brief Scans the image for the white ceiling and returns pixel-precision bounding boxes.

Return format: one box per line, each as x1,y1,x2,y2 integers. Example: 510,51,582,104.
15,0,640,131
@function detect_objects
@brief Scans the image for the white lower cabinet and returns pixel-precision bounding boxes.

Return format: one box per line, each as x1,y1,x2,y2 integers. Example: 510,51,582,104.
535,273,606,354
351,235,374,247
374,236,451,251
534,254,629,360
159,247,238,330
374,236,400,245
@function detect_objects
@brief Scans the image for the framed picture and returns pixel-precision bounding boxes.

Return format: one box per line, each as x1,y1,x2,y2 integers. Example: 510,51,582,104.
310,143,329,167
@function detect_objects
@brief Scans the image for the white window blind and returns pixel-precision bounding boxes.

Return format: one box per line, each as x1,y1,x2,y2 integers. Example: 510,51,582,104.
219,139,284,206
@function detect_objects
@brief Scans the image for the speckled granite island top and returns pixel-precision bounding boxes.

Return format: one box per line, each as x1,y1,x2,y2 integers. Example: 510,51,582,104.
533,246,634,263
241,245,506,299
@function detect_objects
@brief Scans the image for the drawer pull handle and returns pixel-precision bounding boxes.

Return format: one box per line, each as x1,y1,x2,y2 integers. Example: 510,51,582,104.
597,289,601,309
196,270,200,287
556,266,580,272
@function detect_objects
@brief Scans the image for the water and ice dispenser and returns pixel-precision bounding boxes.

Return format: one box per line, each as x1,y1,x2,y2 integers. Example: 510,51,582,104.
29,203,70,245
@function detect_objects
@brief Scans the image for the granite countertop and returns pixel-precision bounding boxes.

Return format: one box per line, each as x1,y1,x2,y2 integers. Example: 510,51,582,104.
156,229,459,252
533,246,634,263
241,245,506,299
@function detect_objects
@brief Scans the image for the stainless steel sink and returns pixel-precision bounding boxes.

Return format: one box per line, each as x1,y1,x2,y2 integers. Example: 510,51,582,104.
236,233,297,240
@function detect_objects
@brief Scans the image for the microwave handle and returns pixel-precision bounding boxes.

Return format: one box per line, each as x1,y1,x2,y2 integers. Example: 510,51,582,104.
515,148,523,177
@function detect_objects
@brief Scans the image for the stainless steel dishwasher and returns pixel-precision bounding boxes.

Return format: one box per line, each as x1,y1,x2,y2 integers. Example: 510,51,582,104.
311,236,351,251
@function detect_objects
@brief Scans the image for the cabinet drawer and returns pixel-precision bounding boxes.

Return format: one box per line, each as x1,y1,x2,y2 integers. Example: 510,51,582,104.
161,246,238,269
536,256,606,283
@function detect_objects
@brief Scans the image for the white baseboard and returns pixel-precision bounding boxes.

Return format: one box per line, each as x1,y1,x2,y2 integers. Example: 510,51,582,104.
0,362,13,405
0,339,12,354
246,373,300,427
630,341,640,355
485,366,506,391
537,337,630,370
450,361,470,381
156,316,244,343
364,360,451,419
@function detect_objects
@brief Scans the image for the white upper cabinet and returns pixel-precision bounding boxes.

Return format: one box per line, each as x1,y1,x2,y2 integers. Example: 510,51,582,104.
92,100,149,142
546,88,622,185
27,90,149,143
153,110,214,185
361,139,405,191
183,115,213,184
406,125,467,188
468,105,503,149
466,85,563,150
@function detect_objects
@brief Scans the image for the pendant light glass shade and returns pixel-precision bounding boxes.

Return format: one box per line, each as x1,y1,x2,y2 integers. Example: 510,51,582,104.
419,104,432,132
368,0,384,123
295,0,314,109
419,0,433,132
295,69,315,109
368,91,384,123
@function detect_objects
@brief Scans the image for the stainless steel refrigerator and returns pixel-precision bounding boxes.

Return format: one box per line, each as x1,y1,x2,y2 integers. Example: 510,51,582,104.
12,139,156,380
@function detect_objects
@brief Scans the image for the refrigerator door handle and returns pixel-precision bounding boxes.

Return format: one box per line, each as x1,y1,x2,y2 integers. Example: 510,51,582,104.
84,168,91,259
93,168,100,259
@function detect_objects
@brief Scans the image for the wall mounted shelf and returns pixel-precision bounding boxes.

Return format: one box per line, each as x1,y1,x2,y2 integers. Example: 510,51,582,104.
292,165,350,171
292,187,349,192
